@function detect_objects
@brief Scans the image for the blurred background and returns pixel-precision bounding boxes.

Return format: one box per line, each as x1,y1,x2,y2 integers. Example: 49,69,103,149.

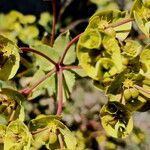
0,0,150,150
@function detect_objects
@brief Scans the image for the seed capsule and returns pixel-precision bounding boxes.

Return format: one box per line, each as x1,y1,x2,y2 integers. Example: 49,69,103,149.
130,88,139,98
49,132,57,144
124,89,131,100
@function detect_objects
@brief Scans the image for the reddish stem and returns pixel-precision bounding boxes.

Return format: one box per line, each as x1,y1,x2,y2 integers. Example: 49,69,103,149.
62,65,82,70
19,68,56,96
50,0,57,47
56,68,63,115
59,33,82,64
105,18,134,29
20,47,57,66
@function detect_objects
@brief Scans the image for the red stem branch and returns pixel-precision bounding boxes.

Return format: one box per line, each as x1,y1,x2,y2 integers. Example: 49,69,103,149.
50,0,57,47
56,68,63,115
20,47,57,66
19,68,56,96
62,65,82,70
59,33,82,64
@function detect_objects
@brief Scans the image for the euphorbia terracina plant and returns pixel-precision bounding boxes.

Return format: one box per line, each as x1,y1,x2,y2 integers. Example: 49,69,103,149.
0,0,150,149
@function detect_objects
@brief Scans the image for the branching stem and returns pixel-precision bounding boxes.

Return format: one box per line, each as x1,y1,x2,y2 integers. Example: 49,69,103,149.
134,85,150,94
20,47,57,66
19,68,56,96
105,18,134,29
56,68,63,115
50,0,57,47
59,33,82,64
58,133,64,148
62,65,82,70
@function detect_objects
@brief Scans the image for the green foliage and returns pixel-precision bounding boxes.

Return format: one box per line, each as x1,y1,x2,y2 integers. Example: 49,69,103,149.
0,10,40,44
0,0,150,149
77,1,150,139
100,101,133,138
0,88,25,125
26,31,77,101
131,0,150,37
4,120,32,150
0,35,20,80
29,115,77,150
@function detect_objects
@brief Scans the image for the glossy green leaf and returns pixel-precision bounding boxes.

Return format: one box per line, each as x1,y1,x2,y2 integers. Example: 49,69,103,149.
0,35,20,80
100,101,133,138
4,120,32,150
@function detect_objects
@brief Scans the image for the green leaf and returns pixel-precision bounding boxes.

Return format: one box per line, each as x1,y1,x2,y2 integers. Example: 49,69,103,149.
4,120,32,150
39,12,52,32
107,71,127,94
61,70,76,102
122,39,142,58
0,35,20,80
100,101,133,138
0,124,6,143
139,44,150,78
32,43,59,71
0,88,25,124
131,0,150,37
79,29,101,49
29,115,77,149
20,15,36,24
102,35,123,73
77,10,132,82
89,10,132,40
58,126,77,150
53,31,76,65
18,26,39,44
28,69,56,100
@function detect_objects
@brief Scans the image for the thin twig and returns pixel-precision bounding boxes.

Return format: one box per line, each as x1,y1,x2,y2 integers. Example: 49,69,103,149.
60,19,88,33
20,47,57,66
62,65,82,70
19,68,56,96
20,57,32,68
31,126,49,135
50,0,57,47
58,133,64,148
134,85,150,94
105,18,134,29
58,0,73,22
56,68,63,115
59,33,82,64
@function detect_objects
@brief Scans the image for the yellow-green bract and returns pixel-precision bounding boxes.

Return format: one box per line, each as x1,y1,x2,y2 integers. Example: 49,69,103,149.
100,101,133,138
0,35,20,81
